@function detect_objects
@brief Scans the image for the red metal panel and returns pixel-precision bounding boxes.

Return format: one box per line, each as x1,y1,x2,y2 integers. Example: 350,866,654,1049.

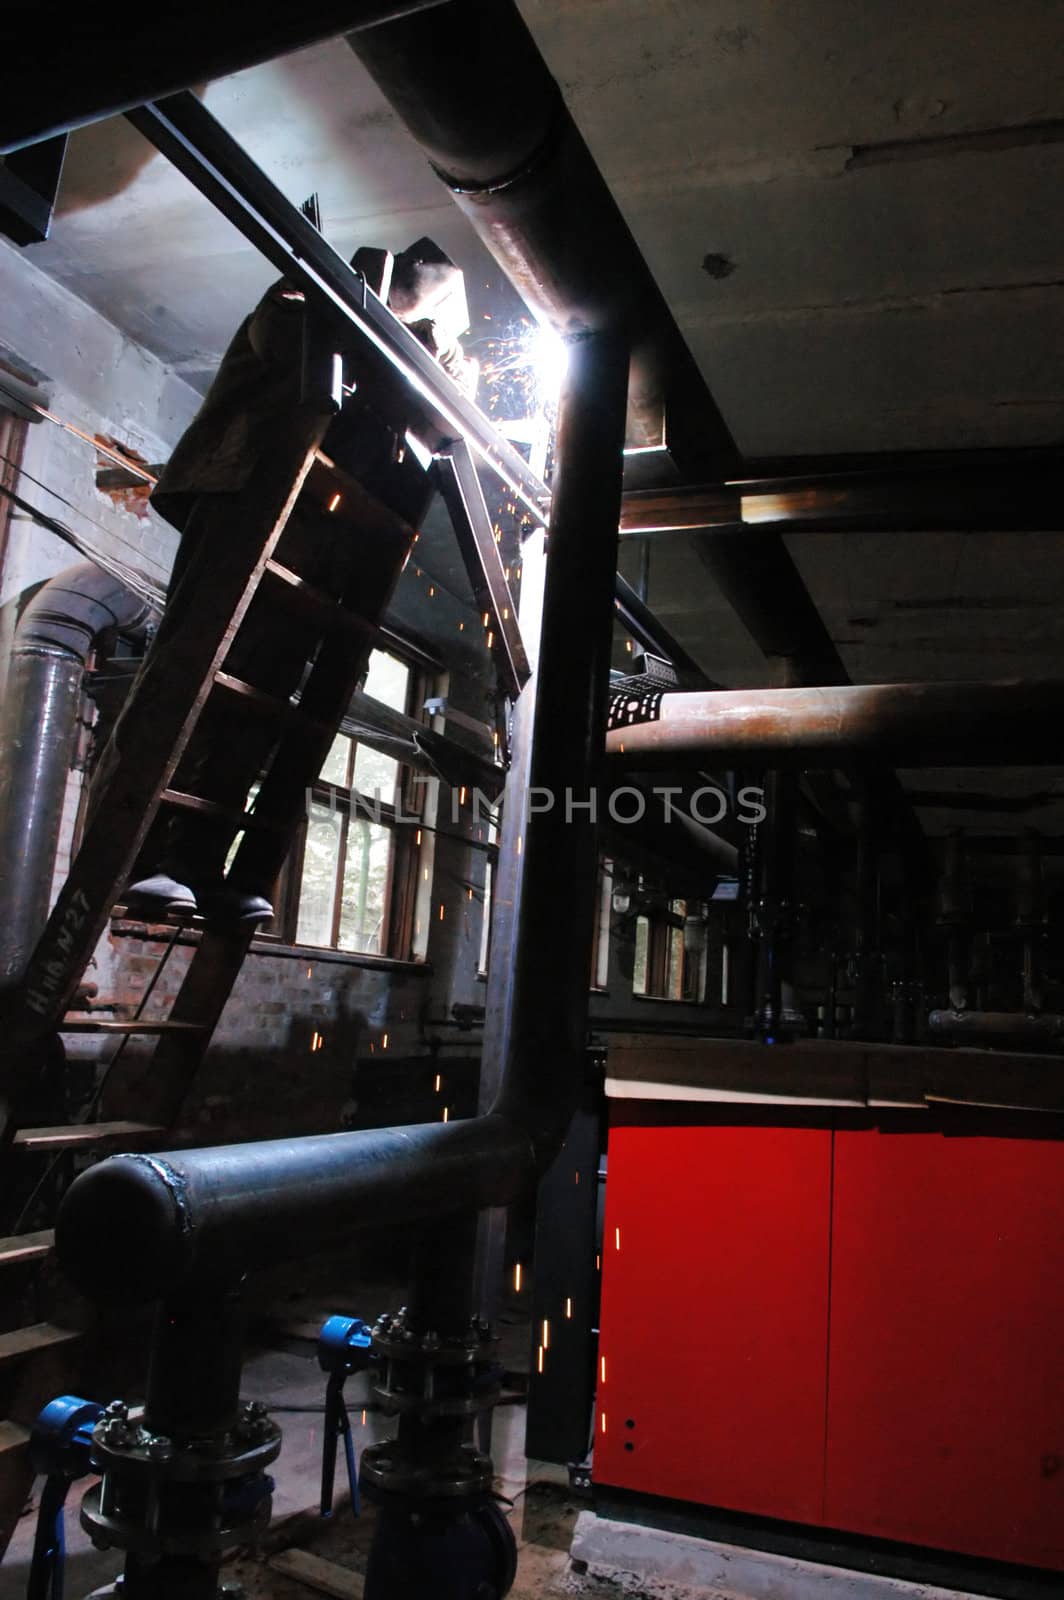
826,1125,1064,1569
596,1120,832,1523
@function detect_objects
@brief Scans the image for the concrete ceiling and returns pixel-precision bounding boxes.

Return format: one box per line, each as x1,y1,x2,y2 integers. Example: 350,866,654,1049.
17,0,1064,835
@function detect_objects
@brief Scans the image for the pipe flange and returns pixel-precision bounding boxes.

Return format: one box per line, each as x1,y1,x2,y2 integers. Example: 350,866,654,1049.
360,1440,494,1500
91,1404,281,1484
371,1310,495,1367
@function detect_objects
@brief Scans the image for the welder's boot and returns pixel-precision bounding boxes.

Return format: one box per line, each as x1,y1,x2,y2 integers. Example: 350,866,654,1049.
122,871,198,920
123,870,274,927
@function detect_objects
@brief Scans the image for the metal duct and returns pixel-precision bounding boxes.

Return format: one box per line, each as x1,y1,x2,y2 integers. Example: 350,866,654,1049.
0,563,155,987
347,0,740,476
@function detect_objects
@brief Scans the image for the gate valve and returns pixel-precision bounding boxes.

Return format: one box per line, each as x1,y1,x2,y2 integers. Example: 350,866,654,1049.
27,1395,107,1600
317,1315,373,1519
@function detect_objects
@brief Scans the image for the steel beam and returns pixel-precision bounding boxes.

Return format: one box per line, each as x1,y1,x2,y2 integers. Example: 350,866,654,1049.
613,574,721,690
605,680,1064,768
1,2,453,152
433,440,530,699
124,93,551,525
621,451,1064,537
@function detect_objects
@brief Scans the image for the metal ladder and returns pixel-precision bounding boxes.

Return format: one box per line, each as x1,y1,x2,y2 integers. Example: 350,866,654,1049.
4,428,423,1136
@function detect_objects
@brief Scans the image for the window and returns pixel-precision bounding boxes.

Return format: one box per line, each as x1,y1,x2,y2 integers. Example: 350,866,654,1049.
285,647,424,958
590,859,613,990
633,897,702,1001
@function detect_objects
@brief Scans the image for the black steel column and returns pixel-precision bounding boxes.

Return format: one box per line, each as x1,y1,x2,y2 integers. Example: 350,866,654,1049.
474,532,547,1323
491,330,629,1455
492,329,630,1149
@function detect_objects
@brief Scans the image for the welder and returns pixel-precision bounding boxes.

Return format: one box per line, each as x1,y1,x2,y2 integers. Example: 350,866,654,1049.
108,237,476,926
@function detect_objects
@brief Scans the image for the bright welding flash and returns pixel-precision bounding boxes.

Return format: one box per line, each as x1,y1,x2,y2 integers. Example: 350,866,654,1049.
530,324,569,403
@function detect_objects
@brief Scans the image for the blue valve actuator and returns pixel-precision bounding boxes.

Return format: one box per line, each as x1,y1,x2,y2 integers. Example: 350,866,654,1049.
27,1395,107,1600
317,1316,373,1520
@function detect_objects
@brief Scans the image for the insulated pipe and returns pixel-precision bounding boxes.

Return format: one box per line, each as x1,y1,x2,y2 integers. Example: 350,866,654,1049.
0,1,453,153
56,331,631,1305
603,680,1064,768
57,1116,532,1303
927,1010,1064,1049
347,0,739,476
0,563,155,987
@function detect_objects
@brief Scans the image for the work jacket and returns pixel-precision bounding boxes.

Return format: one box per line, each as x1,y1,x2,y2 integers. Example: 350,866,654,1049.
151,280,451,534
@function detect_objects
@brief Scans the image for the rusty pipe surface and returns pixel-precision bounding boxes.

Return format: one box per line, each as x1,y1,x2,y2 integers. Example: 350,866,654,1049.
604,680,1064,768
347,0,739,475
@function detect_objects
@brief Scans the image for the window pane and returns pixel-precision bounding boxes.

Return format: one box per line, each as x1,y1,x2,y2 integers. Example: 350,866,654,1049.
296,801,343,947
352,740,400,808
338,818,393,954
320,732,352,787
352,651,410,805
478,859,493,976
633,916,649,995
364,649,411,712
668,926,685,999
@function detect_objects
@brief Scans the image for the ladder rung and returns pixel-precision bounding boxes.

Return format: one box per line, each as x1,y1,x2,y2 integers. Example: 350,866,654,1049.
213,672,331,738
59,1018,208,1035
263,560,376,642
13,1121,164,1152
0,1324,81,1367
213,671,294,718
0,1420,30,1457
160,789,284,834
0,1230,54,1269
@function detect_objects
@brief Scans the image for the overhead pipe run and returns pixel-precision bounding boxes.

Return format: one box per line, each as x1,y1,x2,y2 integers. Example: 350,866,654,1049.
0,563,155,988
347,0,740,477
604,679,1064,769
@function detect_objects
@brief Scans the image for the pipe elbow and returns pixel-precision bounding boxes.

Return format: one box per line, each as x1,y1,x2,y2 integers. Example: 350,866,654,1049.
55,1153,195,1303
16,562,157,664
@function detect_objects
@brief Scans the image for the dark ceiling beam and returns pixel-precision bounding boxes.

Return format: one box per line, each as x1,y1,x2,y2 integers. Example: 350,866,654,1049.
347,0,741,478
614,574,722,690
0,0,452,153
622,449,1064,537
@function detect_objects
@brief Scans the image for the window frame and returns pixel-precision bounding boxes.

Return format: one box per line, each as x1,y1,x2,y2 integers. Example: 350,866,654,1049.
272,644,432,960
632,896,703,1003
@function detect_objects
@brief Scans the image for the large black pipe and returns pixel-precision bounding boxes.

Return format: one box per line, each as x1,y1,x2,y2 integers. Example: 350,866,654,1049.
0,564,155,988
347,0,739,477
57,1116,531,1303
0,1,452,153
56,332,630,1304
